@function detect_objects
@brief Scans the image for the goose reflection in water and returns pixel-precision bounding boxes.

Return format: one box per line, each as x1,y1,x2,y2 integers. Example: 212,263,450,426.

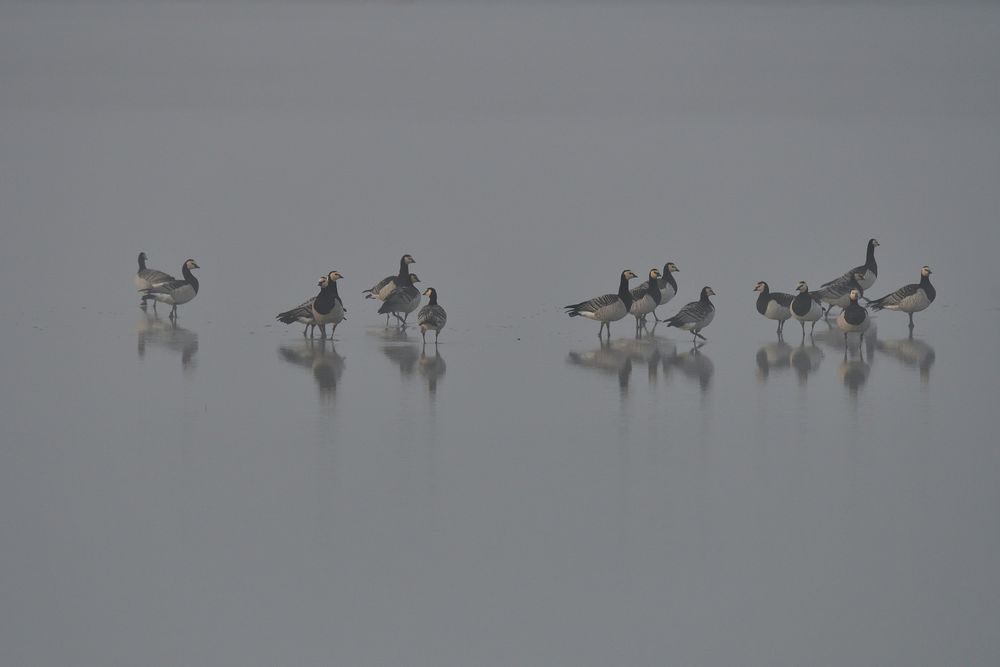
418,344,447,395
382,343,420,378
838,356,870,398
278,339,345,399
813,319,877,359
137,313,198,370
754,340,793,382
607,331,676,383
663,344,714,393
876,334,935,382
789,342,824,386
567,340,633,394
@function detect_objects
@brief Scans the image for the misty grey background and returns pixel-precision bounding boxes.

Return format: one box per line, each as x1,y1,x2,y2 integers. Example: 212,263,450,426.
2,1,999,666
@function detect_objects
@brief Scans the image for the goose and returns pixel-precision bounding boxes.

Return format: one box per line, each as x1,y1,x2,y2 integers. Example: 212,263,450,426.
835,288,870,347
868,265,936,329
312,271,346,339
139,259,200,319
277,273,346,337
789,281,825,338
815,271,865,317
652,261,680,321
753,281,793,336
378,270,421,327
134,252,175,311
663,286,716,343
416,287,447,343
822,238,880,291
629,268,662,332
134,252,175,290
564,270,637,338
364,254,415,301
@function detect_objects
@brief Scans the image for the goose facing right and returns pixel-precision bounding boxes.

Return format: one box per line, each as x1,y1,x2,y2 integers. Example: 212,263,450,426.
629,268,662,332
565,270,637,338
868,265,936,329
822,238,880,290
139,259,200,319
311,271,346,339
664,286,716,343
364,254,415,301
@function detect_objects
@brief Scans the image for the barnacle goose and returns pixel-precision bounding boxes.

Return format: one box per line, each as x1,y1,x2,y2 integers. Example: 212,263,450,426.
835,288,870,347
564,270,638,338
311,271,346,339
815,272,866,317
663,286,716,343
753,281,793,336
134,252,176,311
789,281,826,338
868,265,936,329
416,287,447,343
822,238,880,291
364,254,415,301
629,268,662,333
139,259,200,319
378,270,421,327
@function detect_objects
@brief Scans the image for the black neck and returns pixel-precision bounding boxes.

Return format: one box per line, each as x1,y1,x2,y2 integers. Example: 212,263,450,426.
315,280,338,312
865,242,878,269
618,274,633,310
138,253,147,270
647,275,661,298
397,257,409,282
181,263,199,293
427,290,437,306
662,268,677,291
700,289,712,304
756,288,771,315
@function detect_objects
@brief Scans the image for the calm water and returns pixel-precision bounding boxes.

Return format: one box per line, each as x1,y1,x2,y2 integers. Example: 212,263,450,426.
2,2,999,666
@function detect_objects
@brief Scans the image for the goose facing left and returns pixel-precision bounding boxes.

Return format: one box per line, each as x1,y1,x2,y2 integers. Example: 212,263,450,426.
139,259,200,319
134,252,176,310
629,268,662,332
565,270,637,338
753,281,793,336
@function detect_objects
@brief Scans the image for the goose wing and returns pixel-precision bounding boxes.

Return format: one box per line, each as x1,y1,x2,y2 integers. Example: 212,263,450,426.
667,300,712,325
565,293,619,315
869,282,918,310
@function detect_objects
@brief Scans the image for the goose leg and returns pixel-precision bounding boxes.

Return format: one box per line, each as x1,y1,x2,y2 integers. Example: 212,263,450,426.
908,312,915,329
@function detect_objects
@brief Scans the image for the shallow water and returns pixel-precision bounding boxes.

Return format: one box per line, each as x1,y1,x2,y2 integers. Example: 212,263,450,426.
2,2,1000,666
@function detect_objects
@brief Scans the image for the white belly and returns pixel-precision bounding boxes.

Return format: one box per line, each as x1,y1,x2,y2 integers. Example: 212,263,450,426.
764,300,791,321
792,300,824,322
857,270,876,291
151,284,195,306
888,290,931,314
630,294,657,317
581,301,627,323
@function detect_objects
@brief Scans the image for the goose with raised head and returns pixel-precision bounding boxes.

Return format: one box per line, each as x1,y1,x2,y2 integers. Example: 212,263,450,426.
628,268,662,333
789,281,825,338
564,270,637,338
652,261,680,321
312,271,346,339
134,252,176,311
822,238,880,290
663,286,716,343
753,281,793,336
364,254,415,301
868,265,936,329
139,259,200,319
416,287,447,343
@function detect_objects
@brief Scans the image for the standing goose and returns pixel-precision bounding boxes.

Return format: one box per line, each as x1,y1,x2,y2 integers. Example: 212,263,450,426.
789,281,825,338
277,273,348,337
835,288,870,347
416,287,447,343
868,265,936,329
822,238,880,290
139,259,200,319
652,261,680,321
312,271,346,339
134,252,175,290
134,252,175,311
364,254,415,301
629,268,662,333
378,270,421,327
664,286,716,343
565,270,637,338
815,271,866,317
752,281,793,336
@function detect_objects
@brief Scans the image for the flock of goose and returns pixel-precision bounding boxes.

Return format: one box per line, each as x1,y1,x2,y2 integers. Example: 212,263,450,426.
564,238,937,348
134,252,448,344
135,240,936,349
